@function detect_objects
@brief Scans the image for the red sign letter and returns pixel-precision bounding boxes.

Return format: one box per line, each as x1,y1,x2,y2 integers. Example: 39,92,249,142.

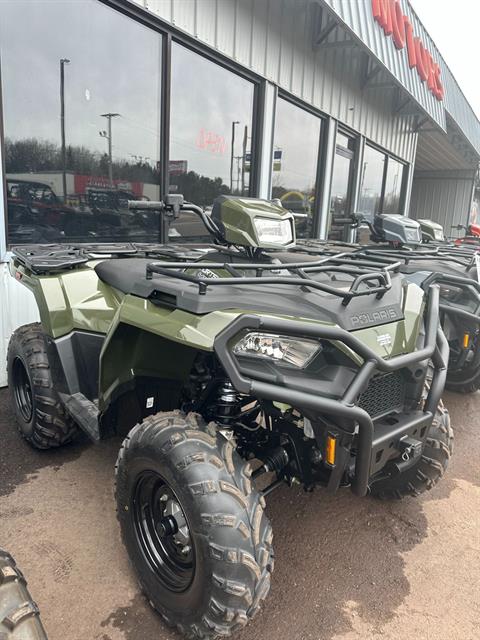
404,17,416,68
391,0,406,49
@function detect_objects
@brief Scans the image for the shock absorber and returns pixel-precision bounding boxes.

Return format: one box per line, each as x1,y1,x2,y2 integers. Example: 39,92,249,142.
214,380,242,428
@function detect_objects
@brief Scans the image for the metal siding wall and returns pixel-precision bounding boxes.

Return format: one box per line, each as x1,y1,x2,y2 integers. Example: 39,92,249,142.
129,0,417,162
410,171,475,230
0,263,40,387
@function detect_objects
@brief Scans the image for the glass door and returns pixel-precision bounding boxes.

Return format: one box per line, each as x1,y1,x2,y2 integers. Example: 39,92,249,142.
327,132,355,241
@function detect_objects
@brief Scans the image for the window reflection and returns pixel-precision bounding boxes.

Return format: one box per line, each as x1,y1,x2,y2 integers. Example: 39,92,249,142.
169,44,254,240
383,158,404,214
1,0,162,245
358,145,385,223
272,98,321,239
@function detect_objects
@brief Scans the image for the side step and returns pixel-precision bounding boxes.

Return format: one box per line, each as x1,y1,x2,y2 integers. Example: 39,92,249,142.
59,392,100,442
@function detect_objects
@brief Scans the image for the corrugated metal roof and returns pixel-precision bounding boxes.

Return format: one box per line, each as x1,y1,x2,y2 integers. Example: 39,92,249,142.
415,130,474,171
320,0,480,157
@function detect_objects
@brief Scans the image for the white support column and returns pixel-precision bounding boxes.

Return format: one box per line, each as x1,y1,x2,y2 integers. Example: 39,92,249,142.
402,132,418,217
256,81,277,199
317,117,337,239
0,130,6,261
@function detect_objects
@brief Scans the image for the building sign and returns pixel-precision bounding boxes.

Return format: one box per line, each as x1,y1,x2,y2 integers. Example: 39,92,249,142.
371,0,444,101
195,128,227,155
169,160,188,176
73,174,143,196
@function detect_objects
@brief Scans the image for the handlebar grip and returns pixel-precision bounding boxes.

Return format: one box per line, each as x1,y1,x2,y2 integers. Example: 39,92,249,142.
331,217,356,225
127,200,164,210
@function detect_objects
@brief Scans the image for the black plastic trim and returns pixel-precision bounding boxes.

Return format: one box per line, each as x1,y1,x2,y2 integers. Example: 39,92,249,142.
213,286,447,497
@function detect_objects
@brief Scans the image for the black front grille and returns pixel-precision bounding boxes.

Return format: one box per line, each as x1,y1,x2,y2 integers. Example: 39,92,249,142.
358,371,406,419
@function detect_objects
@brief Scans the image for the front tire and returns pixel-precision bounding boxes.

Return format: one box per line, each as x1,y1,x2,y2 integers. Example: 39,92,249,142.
115,411,273,639
7,323,78,449
0,548,48,639
370,401,453,500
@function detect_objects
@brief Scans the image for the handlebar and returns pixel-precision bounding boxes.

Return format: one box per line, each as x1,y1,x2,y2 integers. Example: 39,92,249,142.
127,198,224,243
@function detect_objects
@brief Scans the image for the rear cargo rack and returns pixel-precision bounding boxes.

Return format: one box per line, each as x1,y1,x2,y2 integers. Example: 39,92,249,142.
145,254,401,306
11,243,213,274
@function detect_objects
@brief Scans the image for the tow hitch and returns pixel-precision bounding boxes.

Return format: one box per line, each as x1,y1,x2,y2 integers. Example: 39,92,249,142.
391,436,423,474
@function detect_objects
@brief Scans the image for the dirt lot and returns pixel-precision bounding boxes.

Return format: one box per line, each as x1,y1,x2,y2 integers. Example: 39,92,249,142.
0,387,479,640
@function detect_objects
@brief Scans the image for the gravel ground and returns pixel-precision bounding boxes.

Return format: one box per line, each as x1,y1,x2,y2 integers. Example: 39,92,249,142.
0,386,479,640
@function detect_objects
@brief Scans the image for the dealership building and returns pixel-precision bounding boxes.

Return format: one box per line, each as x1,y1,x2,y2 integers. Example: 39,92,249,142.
1,0,480,385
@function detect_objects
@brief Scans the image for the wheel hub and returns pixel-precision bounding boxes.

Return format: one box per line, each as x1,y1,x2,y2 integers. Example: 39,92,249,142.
12,357,33,423
162,498,191,550
133,472,195,592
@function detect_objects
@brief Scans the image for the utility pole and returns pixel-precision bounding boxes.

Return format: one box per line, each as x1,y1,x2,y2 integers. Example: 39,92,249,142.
60,58,70,203
99,113,120,186
241,125,248,196
230,120,239,193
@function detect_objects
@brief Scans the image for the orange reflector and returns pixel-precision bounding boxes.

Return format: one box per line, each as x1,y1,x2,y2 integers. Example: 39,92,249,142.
463,333,470,349
326,435,337,466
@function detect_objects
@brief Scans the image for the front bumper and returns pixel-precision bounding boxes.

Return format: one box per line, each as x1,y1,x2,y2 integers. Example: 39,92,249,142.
214,286,448,497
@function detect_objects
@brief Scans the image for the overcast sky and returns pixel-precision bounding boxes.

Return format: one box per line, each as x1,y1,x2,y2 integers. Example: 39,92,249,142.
411,0,480,119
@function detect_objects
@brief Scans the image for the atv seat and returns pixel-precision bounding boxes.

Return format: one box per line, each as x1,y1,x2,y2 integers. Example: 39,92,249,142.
95,258,152,294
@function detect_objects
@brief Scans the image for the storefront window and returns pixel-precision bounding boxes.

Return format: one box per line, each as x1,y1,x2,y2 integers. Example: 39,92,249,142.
1,0,162,245
169,43,254,240
383,157,404,214
272,98,321,239
358,145,386,223
327,133,355,241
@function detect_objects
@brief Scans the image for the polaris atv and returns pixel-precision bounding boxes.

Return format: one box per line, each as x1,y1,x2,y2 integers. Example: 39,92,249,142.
293,212,480,394
7,196,452,639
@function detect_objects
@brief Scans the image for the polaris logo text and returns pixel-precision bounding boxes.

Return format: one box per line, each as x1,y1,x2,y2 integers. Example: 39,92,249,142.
350,308,398,327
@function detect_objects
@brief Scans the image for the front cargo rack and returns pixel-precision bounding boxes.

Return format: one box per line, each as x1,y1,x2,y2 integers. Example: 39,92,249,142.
145,254,402,306
290,246,480,322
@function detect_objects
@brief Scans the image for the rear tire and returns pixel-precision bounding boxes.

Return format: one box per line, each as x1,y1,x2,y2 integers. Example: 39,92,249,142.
7,323,78,449
370,401,453,499
115,411,273,639
0,548,48,639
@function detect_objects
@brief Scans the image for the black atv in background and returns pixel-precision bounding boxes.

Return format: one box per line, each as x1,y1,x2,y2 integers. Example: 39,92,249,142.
291,213,480,394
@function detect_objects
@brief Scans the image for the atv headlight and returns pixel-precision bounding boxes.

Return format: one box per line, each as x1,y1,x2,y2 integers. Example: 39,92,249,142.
405,227,421,243
253,217,293,245
233,332,320,368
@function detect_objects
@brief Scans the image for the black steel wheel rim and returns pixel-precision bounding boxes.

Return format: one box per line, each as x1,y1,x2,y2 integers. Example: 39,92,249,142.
133,471,195,593
12,357,33,423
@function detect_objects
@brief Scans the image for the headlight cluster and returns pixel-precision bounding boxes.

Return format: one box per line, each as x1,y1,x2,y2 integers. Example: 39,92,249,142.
233,332,320,368
439,285,462,301
405,227,421,243
253,217,293,245
434,229,444,241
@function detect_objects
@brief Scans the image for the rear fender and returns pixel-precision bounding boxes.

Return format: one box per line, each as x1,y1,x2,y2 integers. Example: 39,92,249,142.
9,259,121,337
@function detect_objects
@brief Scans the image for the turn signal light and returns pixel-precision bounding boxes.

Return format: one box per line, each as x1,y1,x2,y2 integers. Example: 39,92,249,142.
326,434,337,466
463,333,470,349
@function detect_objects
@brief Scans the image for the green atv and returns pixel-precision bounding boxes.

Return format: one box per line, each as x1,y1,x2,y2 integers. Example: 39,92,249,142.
294,213,480,394
8,196,452,638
